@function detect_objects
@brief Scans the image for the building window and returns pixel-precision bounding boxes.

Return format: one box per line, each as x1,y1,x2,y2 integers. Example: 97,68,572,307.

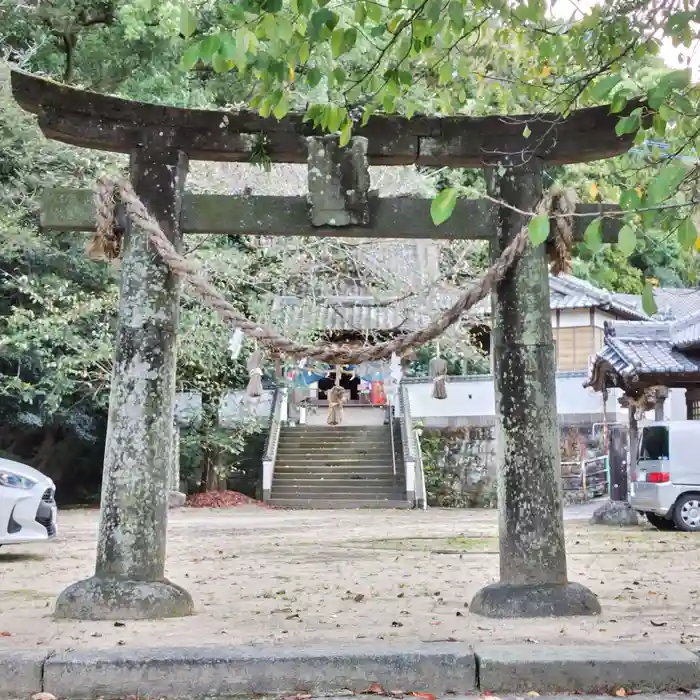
690,400,700,421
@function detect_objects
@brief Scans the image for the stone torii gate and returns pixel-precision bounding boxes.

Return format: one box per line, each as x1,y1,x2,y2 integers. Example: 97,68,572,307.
12,68,633,621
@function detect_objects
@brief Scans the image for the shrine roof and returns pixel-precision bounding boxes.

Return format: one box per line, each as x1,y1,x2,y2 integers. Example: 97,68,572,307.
585,310,700,392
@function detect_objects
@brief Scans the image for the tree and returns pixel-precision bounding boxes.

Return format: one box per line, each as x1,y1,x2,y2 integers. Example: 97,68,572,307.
178,0,699,314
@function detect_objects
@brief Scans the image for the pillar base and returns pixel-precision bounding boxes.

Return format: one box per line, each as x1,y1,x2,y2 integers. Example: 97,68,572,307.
54,576,194,621
470,581,600,619
168,491,187,508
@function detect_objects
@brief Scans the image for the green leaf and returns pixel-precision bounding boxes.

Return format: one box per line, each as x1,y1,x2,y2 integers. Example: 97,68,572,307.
642,281,658,316
522,124,531,138
431,188,459,226
527,214,550,247
591,74,622,102
647,162,688,204
327,105,346,133
615,112,640,136
180,42,201,70
276,16,294,42
366,2,382,23
678,217,698,251
339,121,352,147
331,28,345,57
438,62,452,85
272,93,290,120
448,0,465,28
344,27,358,51
619,189,641,211
610,92,627,114
306,67,322,87
658,68,691,93
583,217,603,253
354,2,367,24
211,51,230,74
180,5,198,38
617,225,637,256
652,113,667,136
198,34,221,63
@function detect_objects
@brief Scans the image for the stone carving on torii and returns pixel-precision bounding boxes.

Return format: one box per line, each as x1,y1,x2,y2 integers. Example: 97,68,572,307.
11,67,637,622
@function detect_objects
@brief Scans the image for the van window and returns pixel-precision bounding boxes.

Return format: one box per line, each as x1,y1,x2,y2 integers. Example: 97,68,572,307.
639,426,669,461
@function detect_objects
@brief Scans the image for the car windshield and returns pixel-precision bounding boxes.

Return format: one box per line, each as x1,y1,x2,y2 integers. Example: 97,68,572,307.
638,426,669,461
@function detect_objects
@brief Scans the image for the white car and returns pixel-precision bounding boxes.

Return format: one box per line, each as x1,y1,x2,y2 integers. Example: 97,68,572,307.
0,457,57,546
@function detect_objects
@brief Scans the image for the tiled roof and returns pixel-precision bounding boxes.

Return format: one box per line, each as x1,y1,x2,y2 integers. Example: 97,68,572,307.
653,288,700,320
609,288,700,321
585,312,700,390
671,309,700,349
459,273,648,319
270,294,418,333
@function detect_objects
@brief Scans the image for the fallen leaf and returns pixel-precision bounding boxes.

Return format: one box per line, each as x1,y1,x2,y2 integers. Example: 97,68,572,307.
354,593,365,602
0,632,11,637
411,693,437,700
615,688,626,697
650,620,667,627
391,621,404,628
527,693,540,697
31,693,56,700
364,682,387,695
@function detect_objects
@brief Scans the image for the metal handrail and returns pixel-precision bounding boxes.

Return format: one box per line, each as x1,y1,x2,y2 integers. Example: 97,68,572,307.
262,387,283,463
389,403,397,477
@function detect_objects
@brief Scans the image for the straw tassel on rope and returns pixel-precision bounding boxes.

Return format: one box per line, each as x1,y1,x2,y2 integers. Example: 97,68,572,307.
429,349,448,400
327,365,346,426
246,349,264,398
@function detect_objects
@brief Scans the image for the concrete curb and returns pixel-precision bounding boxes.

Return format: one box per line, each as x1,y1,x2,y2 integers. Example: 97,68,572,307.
477,645,700,693
0,643,697,699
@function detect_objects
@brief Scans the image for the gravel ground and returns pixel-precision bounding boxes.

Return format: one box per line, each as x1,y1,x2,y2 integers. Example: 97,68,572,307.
1,505,699,652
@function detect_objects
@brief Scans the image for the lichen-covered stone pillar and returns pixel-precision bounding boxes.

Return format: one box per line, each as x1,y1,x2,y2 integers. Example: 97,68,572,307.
470,161,600,618
307,135,370,227
55,144,194,620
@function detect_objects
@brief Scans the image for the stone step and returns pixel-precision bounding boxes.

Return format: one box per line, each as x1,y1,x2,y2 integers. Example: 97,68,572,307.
273,480,403,491
274,468,401,477
273,474,401,483
276,446,394,455
278,439,393,447
268,498,411,509
275,457,393,466
272,488,405,498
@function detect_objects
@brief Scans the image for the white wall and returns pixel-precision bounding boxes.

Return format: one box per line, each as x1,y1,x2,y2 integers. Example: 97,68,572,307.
404,373,630,426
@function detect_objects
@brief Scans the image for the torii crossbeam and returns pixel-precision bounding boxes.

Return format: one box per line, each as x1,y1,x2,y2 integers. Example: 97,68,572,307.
11,67,635,622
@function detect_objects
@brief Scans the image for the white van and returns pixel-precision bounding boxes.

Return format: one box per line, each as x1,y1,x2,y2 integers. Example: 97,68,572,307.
631,421,700,532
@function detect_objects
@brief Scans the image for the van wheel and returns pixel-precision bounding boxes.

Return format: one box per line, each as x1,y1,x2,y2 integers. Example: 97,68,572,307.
673,495,700,532
645,512,676,530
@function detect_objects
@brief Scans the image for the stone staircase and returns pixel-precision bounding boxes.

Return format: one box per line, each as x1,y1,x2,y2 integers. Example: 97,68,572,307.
269,423,409,509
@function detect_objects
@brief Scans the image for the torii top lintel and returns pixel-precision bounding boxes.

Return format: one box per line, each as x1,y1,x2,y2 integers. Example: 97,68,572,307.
11,68,640,167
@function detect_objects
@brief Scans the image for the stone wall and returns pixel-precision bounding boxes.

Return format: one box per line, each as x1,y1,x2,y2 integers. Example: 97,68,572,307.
420,423,605,507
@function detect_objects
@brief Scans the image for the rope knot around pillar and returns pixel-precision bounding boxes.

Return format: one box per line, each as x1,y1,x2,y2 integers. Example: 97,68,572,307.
88,176,574,364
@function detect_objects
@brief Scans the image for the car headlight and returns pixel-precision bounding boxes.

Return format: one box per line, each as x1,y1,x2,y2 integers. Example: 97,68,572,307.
0,470,38,490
